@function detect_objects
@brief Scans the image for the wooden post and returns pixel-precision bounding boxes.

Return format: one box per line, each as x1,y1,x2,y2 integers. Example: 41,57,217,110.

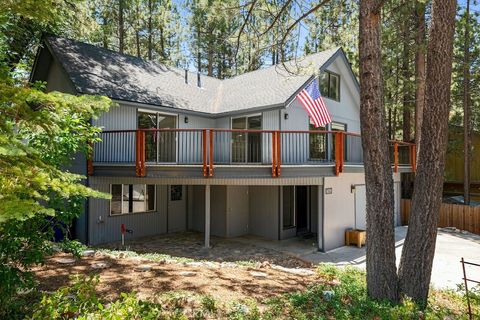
410,144,417,172
209,130,213,177
276,131,281,177
335,132,343,176
394,142,399,173
202,129,207,177
271,131,277,177
136,130,146,177
87,141,94,176
205,184,211,248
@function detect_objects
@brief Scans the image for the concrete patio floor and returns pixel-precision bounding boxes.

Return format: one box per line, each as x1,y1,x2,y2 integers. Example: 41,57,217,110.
234,226,480,290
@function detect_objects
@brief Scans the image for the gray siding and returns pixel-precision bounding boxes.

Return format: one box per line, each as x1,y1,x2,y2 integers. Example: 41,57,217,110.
262,110,279,163
178,114,214,164
281,100,310,164
46,61,76,94
226,186,249,237
187,184,227,236
88,183,167,244
189,185,205,232
248,186,279,240
93,105,136,163
213,117,231,163
210,186,227,237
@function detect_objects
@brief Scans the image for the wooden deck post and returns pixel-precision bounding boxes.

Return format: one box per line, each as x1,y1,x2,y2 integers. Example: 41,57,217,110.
205,184,211,248
335,132,344,176
209,130,213,177
271,131,277,177
202,129,207,177
135,130,146,177
276,131,281,177
410,144,417,172
394,142,399,173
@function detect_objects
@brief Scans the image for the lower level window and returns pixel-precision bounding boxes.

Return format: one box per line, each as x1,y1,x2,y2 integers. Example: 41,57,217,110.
110,184,156,215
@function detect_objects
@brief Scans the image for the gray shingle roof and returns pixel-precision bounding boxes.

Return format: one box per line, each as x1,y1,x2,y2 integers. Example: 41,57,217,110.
44,35,340,115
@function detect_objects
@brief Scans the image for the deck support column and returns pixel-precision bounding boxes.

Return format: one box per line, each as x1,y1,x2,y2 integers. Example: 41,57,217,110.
205,184,211,248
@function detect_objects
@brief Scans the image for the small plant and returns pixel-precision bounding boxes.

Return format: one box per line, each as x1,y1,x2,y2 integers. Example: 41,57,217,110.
58,239,88,258
200,294,217,314
31,275,100,319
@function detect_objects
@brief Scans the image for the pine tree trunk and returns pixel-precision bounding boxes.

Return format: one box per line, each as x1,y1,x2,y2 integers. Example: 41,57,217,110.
359,0,399,302
160,26,165,60
402,14,412,142
102,16,109,49
118,0,124,54
135,4,141,58
463,0,471,205
148,0,153,60
414,0,426,154
398,0,457,304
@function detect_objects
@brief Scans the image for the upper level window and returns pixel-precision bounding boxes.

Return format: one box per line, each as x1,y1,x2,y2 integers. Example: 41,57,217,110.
320,71,340,101
111,184,156,215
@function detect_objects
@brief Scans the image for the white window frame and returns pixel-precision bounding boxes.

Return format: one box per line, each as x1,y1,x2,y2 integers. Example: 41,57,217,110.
109,184,157,216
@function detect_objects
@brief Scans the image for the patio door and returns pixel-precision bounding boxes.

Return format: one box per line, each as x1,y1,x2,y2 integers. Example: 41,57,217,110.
354,184,366,230
231,115,262,163
137,110,177,163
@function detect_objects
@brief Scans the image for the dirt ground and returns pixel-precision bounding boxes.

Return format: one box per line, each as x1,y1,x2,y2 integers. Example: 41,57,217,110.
33,233,319,304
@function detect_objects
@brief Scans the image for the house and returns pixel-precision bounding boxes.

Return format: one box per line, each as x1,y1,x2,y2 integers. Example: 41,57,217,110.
30,35,416,251
443,126,480,198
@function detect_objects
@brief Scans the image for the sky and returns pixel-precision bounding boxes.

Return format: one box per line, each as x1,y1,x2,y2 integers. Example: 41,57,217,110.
176,0,479,71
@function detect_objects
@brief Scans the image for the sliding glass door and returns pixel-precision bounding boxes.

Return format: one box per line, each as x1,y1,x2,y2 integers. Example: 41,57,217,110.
231,115,262,163
138,111,177,163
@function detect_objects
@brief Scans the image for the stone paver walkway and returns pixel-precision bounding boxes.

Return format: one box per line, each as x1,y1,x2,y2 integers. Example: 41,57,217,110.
248,226,480,290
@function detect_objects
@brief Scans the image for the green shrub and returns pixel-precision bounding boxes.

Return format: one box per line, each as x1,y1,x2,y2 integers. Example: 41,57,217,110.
58,239,88,258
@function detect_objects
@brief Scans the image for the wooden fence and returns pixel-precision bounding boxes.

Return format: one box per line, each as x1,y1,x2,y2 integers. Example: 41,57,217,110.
401,199,480,235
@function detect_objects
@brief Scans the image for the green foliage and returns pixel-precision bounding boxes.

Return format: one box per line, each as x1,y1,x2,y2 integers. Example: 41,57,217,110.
58,239,88,258
27,265,474,320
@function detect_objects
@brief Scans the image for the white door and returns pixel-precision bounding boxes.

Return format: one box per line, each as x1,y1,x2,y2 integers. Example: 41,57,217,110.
355,185,367,230
168,185,187,232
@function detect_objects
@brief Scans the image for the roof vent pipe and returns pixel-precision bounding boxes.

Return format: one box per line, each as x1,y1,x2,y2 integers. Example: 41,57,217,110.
184,69,188,84
197,72,201,88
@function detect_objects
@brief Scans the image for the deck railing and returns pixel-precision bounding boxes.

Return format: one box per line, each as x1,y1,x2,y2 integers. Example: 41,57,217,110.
90,129,416,177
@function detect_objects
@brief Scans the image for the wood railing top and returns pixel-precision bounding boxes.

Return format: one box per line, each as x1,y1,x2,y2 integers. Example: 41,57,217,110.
100,128,416,146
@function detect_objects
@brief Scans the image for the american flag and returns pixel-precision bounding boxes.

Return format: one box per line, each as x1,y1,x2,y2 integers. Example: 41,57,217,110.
296,79,332,128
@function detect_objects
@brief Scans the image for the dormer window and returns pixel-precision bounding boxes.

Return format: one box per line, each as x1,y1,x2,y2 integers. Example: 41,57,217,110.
320,71,340,101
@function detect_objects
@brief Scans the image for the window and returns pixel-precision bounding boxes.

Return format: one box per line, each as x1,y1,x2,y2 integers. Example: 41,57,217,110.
309,121,327,160
110,184,156,215
231,115,262,163
170,185,183,201
137,110,177,163
320,71,340,101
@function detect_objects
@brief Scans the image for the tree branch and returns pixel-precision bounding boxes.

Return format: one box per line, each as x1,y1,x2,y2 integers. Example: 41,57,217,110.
279,0,331,63
234,0,258,61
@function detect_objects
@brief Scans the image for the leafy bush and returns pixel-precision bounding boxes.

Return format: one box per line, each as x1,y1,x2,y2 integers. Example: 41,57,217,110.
58,239,88,258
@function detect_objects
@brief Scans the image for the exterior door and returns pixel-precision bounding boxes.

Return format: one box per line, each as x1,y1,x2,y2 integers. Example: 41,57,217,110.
138,111,177,163
231,115,262,163
168,185,187,232
354,184,367,230
138,111,157,162
296,186,309,233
